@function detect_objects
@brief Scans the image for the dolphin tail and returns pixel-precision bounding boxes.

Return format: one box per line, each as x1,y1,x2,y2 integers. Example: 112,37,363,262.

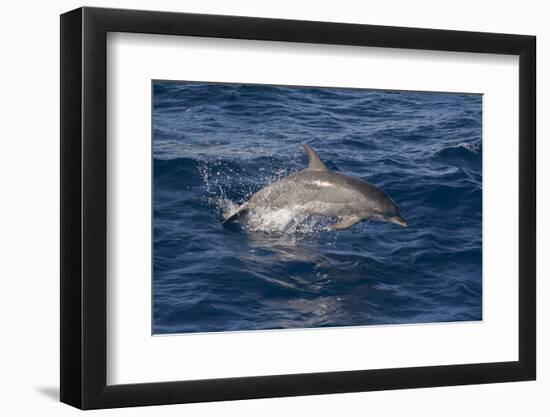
302,144,329,171
222,205,249,224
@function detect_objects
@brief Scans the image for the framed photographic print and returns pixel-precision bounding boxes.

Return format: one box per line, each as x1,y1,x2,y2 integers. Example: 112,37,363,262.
60,6,536,409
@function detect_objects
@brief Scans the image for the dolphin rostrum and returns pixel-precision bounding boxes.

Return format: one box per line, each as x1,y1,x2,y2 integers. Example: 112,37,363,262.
223,144,407,230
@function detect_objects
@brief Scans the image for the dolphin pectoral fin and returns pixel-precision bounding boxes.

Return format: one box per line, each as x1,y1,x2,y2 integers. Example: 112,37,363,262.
302,144,329,171
330,216,362,230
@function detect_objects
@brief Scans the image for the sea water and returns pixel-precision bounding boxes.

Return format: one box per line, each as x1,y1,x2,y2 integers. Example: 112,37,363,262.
152,81,482,334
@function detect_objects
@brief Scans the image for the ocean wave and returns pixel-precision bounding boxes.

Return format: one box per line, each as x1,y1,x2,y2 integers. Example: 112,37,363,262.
434,142,482,170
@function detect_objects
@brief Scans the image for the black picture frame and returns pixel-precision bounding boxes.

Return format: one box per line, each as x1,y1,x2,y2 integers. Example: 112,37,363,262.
60,6,536,410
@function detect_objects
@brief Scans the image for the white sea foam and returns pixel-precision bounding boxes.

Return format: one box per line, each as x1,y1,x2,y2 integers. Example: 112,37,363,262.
229,204,332,236
456,142,480,153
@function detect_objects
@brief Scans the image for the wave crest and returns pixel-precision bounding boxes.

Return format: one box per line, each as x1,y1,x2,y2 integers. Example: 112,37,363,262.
434,142,481,170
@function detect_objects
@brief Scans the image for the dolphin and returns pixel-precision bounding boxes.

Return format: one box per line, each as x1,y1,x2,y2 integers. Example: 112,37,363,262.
223,144,407,230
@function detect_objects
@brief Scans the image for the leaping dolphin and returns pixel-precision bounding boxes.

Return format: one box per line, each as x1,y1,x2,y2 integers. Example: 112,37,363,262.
223,144,407,230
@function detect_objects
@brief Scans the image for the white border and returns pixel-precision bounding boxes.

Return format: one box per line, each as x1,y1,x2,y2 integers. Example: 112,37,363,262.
107,33,519,385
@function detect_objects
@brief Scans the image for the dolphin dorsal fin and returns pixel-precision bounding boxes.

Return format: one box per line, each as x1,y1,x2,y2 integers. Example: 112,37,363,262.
302,144,329,171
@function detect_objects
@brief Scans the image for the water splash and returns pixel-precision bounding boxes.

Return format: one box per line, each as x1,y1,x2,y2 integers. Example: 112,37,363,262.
244,208,333,236
198,158,335,237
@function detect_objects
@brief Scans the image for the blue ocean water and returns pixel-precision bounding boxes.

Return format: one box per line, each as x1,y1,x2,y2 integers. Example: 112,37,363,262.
152,81,482,334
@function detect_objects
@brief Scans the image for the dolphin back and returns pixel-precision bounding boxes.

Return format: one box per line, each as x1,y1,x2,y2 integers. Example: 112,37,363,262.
223,145,331,225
